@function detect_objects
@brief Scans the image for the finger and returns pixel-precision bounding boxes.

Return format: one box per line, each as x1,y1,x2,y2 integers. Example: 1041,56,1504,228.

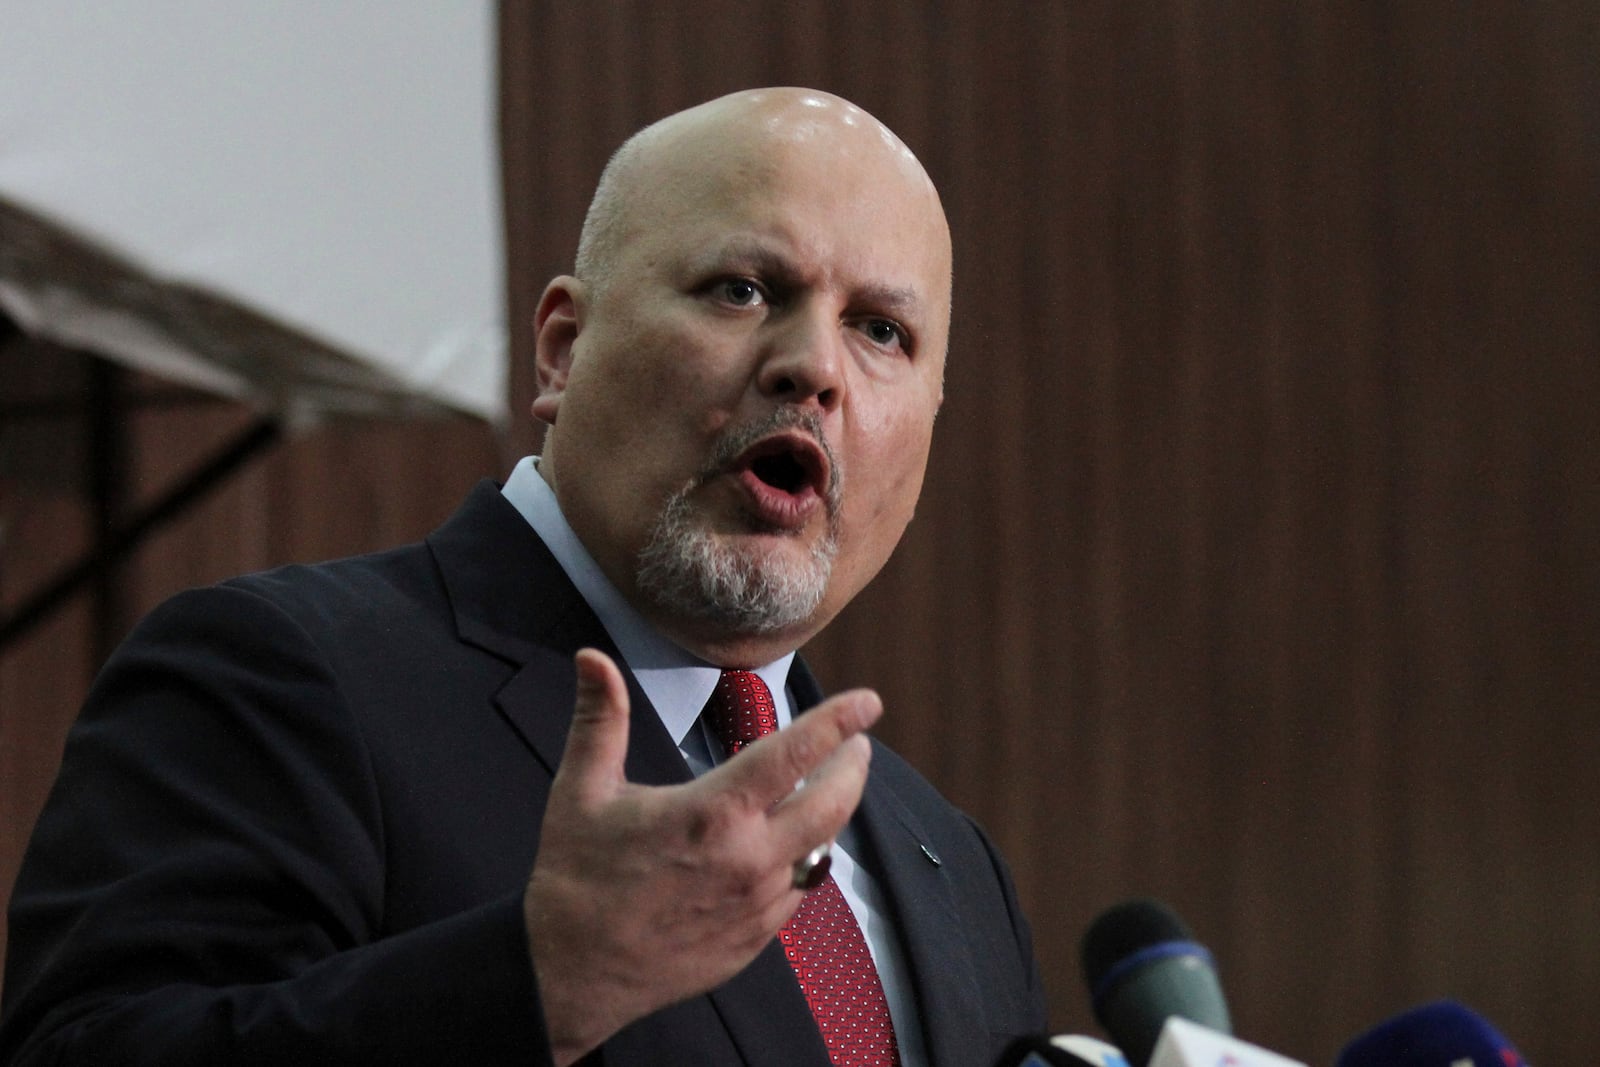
712,688,882,811
767,732,874,856
555,648,632,805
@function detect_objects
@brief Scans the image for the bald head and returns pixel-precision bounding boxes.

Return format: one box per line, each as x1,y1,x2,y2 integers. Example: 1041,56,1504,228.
575,88,948,303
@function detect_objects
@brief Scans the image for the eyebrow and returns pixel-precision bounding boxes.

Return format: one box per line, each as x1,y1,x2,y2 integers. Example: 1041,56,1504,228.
686,239,798,283
851,283,925,320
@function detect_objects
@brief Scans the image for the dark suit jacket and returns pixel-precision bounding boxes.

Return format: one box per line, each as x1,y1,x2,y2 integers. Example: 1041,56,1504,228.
1,482,1046,1066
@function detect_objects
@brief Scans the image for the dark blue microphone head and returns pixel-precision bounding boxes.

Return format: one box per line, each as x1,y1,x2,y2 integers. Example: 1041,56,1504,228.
1335,1000,1526,1067
1080,899,1231,1067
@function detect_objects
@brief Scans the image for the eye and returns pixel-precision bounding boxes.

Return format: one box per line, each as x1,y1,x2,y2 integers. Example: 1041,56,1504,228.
860,317,910,352
713,277,767,308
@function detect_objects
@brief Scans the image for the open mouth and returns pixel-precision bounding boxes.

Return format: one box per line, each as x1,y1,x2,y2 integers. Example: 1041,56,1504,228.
735,433,830,501
751,451,810,494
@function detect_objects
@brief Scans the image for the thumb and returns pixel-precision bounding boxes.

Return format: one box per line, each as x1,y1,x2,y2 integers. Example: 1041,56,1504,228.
556,647,632,804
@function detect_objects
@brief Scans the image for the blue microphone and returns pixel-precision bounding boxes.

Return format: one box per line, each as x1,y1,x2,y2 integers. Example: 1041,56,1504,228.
1335,1000,1527,1067
1080,899,1232,1067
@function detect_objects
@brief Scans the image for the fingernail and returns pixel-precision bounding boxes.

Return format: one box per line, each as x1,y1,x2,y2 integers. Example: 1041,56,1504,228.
574,649,604,691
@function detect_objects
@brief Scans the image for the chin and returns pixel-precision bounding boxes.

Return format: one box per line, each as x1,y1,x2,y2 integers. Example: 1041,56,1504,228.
638,532,829,637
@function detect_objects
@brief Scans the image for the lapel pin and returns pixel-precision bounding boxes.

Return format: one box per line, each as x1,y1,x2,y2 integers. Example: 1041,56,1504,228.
920,843,942,867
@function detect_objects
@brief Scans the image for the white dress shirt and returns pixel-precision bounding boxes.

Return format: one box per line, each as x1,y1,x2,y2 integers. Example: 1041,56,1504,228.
500,456,926,1065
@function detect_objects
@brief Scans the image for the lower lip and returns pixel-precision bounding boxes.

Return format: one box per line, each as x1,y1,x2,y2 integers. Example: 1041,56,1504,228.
734,468,822,529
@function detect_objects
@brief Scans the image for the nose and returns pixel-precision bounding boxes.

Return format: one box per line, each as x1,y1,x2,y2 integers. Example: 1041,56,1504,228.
756,304,844,413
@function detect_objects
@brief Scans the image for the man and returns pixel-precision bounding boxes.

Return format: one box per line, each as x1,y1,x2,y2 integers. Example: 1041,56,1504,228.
1,88,1047,1066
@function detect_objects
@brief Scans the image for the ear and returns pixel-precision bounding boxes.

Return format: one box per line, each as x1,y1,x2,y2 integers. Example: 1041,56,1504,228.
531,276,584,425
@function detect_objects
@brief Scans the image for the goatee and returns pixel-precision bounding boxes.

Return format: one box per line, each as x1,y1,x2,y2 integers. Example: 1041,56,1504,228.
635,410,840,635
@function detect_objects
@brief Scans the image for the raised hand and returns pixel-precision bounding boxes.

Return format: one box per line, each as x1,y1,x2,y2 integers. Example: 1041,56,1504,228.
524,648,881,1065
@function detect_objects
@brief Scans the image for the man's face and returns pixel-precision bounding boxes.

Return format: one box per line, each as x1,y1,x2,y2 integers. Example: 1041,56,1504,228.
536,98,950,664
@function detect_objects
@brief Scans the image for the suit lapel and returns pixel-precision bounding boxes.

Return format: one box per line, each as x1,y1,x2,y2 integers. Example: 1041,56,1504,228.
428,483,821,1063
426,480,690,786
854,767,990,1067
492,642,691,787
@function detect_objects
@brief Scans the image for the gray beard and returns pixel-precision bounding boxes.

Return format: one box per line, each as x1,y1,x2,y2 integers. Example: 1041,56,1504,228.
635,411,840,636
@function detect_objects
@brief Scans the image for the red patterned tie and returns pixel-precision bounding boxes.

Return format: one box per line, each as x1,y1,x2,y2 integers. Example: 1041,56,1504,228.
703,670,902,1067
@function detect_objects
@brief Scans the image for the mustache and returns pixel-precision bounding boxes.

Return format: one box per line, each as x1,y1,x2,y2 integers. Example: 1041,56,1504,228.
694,408,841,509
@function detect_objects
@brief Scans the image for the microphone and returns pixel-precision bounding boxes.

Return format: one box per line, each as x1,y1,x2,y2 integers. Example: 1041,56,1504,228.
1334,1000,1527,1067
1053,1034,1131,1066
995,1033,1130,1066
1080,899,1232,1067
1148,1016,1306,1067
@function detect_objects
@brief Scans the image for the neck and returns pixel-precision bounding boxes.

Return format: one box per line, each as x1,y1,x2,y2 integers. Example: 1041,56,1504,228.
645,610,820,670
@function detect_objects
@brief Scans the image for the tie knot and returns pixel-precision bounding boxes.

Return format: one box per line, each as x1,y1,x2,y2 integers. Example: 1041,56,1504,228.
704,669,778,757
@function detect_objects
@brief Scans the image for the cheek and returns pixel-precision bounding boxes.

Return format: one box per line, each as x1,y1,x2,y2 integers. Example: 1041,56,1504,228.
571,321,711,437
844,409,935,535
847,369,942,448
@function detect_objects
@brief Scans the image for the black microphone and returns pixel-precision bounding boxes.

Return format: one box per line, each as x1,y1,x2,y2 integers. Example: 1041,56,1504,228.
1335,1000,1527,1067
1079,899,1232,1067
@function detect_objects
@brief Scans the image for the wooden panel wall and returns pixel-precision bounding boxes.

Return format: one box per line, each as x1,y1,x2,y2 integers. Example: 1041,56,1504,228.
2,3,1596,1063
501,3,1599,1062
0,345,506,991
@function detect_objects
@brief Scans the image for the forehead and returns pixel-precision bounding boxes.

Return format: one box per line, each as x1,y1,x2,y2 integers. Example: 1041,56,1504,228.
618,121,952,309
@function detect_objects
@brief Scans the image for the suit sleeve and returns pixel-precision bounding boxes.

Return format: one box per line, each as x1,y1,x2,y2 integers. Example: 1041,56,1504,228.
0,585,554,1067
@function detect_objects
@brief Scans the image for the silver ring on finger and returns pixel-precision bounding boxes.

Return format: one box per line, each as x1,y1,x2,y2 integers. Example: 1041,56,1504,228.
792,844,832,891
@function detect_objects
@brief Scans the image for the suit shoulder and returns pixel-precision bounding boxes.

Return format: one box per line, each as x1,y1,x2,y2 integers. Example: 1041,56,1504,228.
228,537,438,608
140,529,430,624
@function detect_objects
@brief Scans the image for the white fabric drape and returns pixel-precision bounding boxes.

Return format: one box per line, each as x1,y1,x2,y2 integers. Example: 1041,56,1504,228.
0,1,505,425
